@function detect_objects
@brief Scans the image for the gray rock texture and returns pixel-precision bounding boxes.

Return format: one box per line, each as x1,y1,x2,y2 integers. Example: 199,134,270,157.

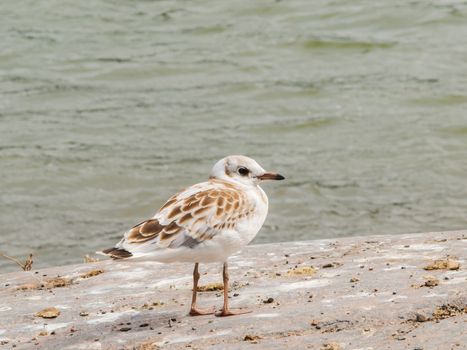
0,231,466,350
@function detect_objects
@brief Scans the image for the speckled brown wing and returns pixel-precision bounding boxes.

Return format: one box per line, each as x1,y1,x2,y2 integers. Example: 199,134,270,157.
115,180,255,255
125,219,182,243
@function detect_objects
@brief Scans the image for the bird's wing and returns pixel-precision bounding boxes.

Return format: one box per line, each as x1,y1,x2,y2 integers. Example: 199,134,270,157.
112,180,254,256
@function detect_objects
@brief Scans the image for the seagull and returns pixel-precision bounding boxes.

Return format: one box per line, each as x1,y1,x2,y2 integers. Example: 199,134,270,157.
100,155,284,316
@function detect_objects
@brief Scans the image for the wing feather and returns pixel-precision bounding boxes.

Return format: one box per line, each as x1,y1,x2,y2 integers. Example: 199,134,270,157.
114,180,254,255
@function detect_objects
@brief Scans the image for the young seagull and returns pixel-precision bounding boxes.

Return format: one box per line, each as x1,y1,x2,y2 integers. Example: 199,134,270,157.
101,155,284,316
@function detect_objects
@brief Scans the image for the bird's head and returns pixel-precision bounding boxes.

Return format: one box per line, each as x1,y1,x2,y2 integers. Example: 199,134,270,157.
210,155,285,186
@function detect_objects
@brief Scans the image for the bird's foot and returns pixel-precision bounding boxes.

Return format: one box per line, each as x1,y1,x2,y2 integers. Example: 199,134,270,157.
189,306,216,316
215,308,252,317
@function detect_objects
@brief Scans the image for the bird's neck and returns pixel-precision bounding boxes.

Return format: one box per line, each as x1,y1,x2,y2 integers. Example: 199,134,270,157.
209,177,256,190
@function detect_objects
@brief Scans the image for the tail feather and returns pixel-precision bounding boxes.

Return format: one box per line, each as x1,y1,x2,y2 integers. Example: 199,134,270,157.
98,247,133,259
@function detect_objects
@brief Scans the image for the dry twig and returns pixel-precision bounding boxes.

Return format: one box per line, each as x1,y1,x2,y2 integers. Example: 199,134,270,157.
0,252,33,271
84,254,99,263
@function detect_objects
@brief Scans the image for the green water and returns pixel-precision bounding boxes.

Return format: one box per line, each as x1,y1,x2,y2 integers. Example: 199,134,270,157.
1,0,467,271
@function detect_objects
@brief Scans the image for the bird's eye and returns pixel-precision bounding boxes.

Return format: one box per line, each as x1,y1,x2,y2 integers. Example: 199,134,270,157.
238,167,249,176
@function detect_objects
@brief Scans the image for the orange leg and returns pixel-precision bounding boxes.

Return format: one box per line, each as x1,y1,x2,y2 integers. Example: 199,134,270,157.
189,263,215,316
216,262,251,317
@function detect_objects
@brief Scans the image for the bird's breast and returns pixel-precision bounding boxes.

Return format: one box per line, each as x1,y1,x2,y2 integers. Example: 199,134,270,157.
234,186,268,245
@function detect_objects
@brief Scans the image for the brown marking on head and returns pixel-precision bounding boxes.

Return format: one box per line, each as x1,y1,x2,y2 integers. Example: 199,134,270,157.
168,206,182,219
224,166,234,177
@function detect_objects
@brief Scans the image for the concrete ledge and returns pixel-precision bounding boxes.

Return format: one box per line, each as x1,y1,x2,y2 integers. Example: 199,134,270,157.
0,231,466,350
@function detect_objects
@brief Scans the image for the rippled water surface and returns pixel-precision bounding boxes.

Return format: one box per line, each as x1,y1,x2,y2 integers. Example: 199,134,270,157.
1,0,467,271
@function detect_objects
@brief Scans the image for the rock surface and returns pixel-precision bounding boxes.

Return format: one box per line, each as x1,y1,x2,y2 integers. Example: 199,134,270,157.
0,231,466,350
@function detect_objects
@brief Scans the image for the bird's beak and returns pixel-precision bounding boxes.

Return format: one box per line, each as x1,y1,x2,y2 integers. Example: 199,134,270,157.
258,172,285,181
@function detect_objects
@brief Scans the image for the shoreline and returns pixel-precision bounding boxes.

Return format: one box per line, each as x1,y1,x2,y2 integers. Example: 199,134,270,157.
1,230,466,349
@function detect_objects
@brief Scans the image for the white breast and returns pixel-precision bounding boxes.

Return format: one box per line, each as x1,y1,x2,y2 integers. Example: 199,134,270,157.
236,185,269,246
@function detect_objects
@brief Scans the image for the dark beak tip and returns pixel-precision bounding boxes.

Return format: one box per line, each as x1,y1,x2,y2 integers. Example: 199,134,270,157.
259,172,285,181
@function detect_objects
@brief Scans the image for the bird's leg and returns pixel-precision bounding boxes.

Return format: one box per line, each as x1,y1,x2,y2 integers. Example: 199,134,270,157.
189,263,215,316
216,262,251,317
